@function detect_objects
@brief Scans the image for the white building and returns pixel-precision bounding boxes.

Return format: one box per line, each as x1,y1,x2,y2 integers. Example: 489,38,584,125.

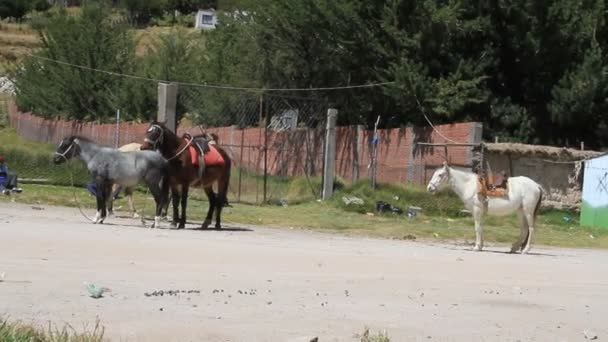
194,9,217,30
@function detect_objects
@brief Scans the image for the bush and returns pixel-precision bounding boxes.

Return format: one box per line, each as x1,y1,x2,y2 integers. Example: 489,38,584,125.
13,2,155,122
119,0,167,26
32,0,51,12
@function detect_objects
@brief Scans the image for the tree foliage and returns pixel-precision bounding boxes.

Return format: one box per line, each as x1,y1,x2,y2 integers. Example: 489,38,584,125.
13,3,155,121
0,0,49,21
12,0,608,149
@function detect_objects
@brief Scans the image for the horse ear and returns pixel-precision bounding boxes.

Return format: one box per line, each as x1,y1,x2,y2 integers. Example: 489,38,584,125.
442,160,448,167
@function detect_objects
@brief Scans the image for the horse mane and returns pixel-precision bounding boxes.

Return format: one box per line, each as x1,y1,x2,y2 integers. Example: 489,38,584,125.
70,135,94,142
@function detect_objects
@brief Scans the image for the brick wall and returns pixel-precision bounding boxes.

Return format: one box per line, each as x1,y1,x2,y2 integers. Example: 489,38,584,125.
8,102,481,186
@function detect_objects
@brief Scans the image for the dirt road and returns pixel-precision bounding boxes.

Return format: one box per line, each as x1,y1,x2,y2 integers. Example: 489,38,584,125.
0,202,606,341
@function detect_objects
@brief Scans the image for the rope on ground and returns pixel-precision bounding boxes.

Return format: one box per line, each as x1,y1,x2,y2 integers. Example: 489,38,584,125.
64,159,94,223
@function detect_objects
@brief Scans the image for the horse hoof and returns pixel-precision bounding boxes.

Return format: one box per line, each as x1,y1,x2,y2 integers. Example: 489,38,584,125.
214,224,221,230
170,223,177,229
178,223,186,229
133,213,140,219
472,245,483,252
201,223,210,229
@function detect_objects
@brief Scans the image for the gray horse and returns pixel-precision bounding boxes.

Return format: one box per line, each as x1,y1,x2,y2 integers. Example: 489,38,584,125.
53,136,169,228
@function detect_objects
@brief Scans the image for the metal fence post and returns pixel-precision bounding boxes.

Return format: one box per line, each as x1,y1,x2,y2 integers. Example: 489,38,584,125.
371,116,380,189
353,125,363,182
322,109,338,200
115,109,120,147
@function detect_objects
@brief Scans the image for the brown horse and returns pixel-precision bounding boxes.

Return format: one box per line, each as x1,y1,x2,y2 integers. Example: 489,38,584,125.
140,122,231,229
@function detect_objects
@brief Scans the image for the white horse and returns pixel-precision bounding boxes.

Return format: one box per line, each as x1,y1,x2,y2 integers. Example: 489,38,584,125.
426,162,543,254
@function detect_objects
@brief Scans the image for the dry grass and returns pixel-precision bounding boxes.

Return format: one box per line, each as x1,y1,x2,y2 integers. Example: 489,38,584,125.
0,33,40,47
0,21,39,72
133,26,200,56
0,317,105,342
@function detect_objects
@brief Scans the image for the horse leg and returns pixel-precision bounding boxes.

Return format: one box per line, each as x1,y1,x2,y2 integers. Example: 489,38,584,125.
125,187,139,218
93,185,104,224
161,189,171,219
214,174,230,229
202,186,216,229
106,189,114,217
511,209,529,253
472,205,484,251
148,183,163,229
179,185,189,229
170,185,180,228
522,212,536,254
95,182,111,224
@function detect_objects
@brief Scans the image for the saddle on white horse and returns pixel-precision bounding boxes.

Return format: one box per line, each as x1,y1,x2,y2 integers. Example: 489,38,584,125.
475,165,509,198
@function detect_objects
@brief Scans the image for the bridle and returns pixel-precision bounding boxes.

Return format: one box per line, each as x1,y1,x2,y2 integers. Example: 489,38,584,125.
146,124,194,161
428,166,450,192
144,124,164,150
54,141,76,161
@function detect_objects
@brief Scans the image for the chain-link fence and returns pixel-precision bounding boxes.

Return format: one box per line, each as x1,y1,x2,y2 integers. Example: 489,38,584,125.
3,79,484,213
178,86,329,204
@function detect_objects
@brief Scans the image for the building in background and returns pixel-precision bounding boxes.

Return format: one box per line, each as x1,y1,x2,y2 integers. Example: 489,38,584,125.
482,143,602,210
194,9,217,30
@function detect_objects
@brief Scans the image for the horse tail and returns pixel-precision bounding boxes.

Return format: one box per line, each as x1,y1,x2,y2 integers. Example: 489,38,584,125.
521,184,543,251
533,185,543,219
217,147,231,207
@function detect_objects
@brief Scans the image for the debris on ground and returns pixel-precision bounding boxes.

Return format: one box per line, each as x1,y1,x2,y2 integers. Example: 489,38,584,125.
84,282,110,299
375,201,404,215
407,206,422,218
584,330,598,340
342,196,364,206
392,234,416,240
144,289,201,297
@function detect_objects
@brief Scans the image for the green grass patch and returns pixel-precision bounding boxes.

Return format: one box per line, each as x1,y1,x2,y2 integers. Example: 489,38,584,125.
332,179,463,217
0,127,90,187
0,316,104,342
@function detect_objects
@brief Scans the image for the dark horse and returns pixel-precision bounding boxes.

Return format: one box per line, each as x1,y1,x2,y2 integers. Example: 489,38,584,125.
141,122,231,229
53,136,170,228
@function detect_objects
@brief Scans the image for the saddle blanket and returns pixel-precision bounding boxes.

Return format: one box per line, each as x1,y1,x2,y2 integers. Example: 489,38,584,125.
189,145,225,167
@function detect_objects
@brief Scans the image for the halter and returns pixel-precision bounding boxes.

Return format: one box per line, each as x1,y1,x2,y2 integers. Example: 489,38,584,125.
146,125,194,161
428,164,450,192
167,134,194,161
54,141,76,161
145,124,164,150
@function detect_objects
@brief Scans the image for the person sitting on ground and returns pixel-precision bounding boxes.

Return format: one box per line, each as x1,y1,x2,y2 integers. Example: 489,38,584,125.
0,155,23,195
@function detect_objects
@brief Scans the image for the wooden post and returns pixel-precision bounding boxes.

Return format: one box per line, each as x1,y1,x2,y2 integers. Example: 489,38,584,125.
322,109,338,199
158,82,178,132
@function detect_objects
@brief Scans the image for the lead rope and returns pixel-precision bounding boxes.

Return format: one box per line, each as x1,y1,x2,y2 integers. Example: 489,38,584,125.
58,154,95,223
58,152,151,227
